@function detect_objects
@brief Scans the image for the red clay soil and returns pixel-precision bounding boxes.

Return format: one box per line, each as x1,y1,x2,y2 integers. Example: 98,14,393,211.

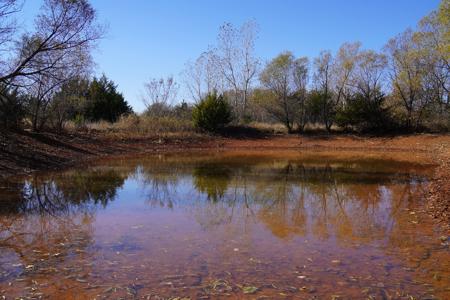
1,130,449,227
425,138,450,229
0,130,212,177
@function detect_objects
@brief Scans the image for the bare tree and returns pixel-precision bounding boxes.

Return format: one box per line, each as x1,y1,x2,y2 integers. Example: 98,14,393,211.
331,42,361,108
0,0,21,71
24,38,93,131
350,50,387,100
213,21,259,121
0,0,101,129
293,57,309,131
183,50,222,102
26,73,62,131
0,0,103,85
142,76,179,116
312,50,334,131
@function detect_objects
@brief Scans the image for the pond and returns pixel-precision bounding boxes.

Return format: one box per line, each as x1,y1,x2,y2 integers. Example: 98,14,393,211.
0,151,449,299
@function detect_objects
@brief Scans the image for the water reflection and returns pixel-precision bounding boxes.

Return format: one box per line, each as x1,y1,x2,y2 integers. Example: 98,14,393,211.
193,163,232,202
0,155,430,245
0,152,448,299
1,169,127,215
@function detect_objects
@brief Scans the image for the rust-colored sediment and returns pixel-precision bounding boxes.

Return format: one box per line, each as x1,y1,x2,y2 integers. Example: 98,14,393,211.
1,130,449,228
426,138,450,230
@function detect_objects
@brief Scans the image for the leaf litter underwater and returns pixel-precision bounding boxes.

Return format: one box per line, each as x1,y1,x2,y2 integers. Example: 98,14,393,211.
0,151,449,299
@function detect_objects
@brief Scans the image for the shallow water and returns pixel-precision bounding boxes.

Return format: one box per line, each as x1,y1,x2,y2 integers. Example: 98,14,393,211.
0,151,449,299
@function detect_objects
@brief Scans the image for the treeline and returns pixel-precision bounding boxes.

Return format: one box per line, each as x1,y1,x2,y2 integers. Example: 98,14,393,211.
1,0,448,134
4,75,131,131
176,0,448,133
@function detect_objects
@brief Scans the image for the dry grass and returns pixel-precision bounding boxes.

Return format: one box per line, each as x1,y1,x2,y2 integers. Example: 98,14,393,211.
64,119,338,138
247,122,344,134
248,122,287,134
66,118,290,137
65,115,197,138
114,115,194,134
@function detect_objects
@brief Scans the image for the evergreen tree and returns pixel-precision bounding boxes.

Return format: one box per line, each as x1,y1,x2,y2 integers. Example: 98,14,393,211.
85,75,132,122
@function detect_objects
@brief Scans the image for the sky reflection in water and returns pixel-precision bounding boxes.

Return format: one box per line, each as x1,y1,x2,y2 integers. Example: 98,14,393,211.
0,152,448,299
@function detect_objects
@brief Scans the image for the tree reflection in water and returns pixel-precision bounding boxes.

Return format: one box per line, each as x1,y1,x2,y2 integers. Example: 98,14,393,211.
0,168,128,283
0,153,440,299
0,156,428,255
132,156,427,244
193,163,232,202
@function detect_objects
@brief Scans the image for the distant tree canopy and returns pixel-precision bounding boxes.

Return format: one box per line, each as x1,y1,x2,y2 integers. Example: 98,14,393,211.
183,0,449,133
0,0,448,134
183,21,259,122
16,72,131,131
259,52,309,132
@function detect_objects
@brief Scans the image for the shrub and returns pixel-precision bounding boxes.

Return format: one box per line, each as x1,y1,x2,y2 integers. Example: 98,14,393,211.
335,91,394,132
74,114,86,129
0,86,25,130
192,92,232,132
307,90,336,131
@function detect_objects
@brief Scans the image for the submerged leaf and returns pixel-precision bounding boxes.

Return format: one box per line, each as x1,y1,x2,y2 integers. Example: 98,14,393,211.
242,286,258,294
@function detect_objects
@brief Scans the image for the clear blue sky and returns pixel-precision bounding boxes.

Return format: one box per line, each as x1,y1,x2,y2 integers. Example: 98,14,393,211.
22,0,440,112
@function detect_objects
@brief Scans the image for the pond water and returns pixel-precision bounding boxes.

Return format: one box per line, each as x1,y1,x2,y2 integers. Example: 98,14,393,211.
0,151,449,299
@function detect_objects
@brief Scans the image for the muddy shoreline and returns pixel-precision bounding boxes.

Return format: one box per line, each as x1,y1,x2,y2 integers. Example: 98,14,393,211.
1,130,449,228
